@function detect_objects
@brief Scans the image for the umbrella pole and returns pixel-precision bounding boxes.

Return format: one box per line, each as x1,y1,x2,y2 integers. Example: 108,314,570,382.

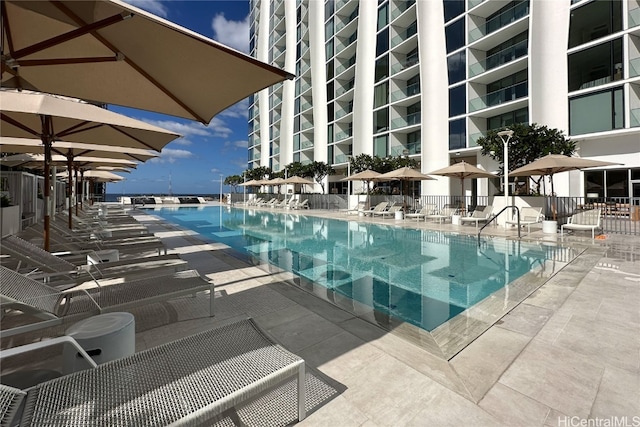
80,170,85,210
67,155,73,229
41,116,53,251
75,167,79,216
551,174,557,221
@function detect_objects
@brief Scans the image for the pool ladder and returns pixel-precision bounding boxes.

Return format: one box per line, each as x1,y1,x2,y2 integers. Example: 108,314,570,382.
478,205,520,246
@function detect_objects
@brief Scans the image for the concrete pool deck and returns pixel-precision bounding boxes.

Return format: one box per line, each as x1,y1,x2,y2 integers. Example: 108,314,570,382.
22,204,637,426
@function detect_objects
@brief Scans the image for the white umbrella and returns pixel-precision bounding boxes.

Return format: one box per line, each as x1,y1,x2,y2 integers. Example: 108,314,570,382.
0,90,178,250
427,161,496,211
1,0,292,124
377,167,436,207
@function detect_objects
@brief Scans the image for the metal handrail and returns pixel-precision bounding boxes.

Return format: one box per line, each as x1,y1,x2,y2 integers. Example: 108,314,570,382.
478,205,520,245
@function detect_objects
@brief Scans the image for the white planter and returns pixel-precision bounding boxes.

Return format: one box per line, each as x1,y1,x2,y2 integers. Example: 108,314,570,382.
451,214,462,225
0,205,20,237
395,210,404,220
542,220,558,234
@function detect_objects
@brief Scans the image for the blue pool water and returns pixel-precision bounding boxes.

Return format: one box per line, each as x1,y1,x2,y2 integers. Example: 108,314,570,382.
148,206,550,331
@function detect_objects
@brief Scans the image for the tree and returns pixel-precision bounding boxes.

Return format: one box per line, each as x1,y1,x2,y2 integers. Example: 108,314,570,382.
224,175,243,193
476,123,575,194
244,166,272,181
309,161,334,193
349,153,418,174
284,162,310,178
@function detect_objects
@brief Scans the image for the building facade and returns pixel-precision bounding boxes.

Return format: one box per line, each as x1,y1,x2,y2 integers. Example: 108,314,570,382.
248,0,640,200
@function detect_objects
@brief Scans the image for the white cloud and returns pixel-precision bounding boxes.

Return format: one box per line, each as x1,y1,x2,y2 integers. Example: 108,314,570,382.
211,13,250,53
210,168,220,173
150,148,193,164
141,117,232,139
123,0,169,18
224,140,248,149
220,99,249,120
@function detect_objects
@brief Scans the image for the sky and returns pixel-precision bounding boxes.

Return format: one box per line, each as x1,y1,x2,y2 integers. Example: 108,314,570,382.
108,0,253,195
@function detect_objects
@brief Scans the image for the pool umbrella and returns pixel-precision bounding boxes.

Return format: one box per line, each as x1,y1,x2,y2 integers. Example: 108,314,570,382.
0,90,179,250
377,167,435,208
59,169,124,182
283,176,315,193
509,154,621,220
341,169,383,196
0,153,137,170
265,177,286,198
426,161,496,211
1,0,293,124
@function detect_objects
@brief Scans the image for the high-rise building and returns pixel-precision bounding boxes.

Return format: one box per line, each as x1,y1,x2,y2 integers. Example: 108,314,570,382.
248,0,640,200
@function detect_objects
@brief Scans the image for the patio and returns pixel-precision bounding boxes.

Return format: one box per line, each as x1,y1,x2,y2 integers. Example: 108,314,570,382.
3,204,639,425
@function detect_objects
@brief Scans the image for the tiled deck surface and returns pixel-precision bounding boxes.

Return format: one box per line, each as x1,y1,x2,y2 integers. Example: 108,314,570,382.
11,204,639,426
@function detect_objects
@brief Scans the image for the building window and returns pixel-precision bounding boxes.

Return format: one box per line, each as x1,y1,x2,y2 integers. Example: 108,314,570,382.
374,107,389,133
328,145,334,164
375,54,389,82
447,51,465,84
294,134,300,151
487,107,528,130
328,124,334,143
568,39,623,92
376,28,389,57
325,0,334,19
326,40,334,58
445,18,464,53
449,119,466,150
569,0,622,49
374,82,389,108
325,18,334,40
569,87,624,135
443,0,464,22
374,135,388,157
327,59,334,80
327,81,334,101
294,115,301,133
449,85,466,117
378,3,388,30
328,102,334,122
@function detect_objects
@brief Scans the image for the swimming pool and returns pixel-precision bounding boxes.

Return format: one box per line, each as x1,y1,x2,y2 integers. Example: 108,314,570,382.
147,206,558,334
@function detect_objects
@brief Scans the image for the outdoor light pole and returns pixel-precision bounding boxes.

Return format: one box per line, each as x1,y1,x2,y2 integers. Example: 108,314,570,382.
347,155,352,197
497,130,514,212
219,174,223,204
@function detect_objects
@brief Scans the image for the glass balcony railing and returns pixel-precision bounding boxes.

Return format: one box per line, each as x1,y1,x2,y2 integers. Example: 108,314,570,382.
300,100,312,111
272,147,280,155
630,58,640,78
469,1,529,42
468,131,487,147
300,121,313,131
334,154,350,164
335,105,353,119
391,22,418,48
335,31,357,55
469,81,528,112
335,128,353,141
390,112,421,130
390,84,420,102
336,78,355,96
300,139,314,149
389,142,421,156
301,159,312,166
390,56,419,75
632,108,640,128
468,0,486,9
335,0,349,12
630,7,640,28
253,153,261,160
390,0,415,20
296,80,311,96
336,56,356,74
468,39,528,78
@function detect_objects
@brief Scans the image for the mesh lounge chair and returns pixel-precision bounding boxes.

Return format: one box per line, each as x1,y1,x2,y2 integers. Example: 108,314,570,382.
1,318,305,426
504,206,544,233
460,205,494,228
0,266,214,338
1,235,189,287
405,204,437,221
561,208,602,239
0,383,25,426
426,206,458,224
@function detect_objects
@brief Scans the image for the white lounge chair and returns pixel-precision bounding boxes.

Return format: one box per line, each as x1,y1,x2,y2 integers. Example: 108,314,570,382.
426,206,458,224
373,204,402,218
405,204,437,221
0,265,214,338
365,202,389,216
504,206,544,233
293,199,309,209
0,318,306,426
561,208,602,239
460,205,494,228
345,201,366,215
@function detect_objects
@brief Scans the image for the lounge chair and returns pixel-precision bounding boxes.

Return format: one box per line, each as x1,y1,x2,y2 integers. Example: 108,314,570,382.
561,208,602,239
426,206,458,224
460,205,494,228
365,202,389,216
405,204,437,221
0,318,306,426
1,235,189,287
504,206,544,233
0,265,214,338
344,201,366,215
373,204,402,218
293,199,309,209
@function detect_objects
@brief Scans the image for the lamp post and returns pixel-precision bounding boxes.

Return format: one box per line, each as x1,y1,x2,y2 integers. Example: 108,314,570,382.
347,155,352,198
497,130,514,212
219,174,223,204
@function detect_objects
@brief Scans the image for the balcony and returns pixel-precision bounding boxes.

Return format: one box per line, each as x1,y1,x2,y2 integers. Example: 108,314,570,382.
336,78,355,97
390,112,421,130
334,153,350,164
335,128,353,141
468,0,486,9
300,120,313,131
296,79,311,96
300,139,314,150
469,2,529,43
630,7,640,28
468,131,486,147
335,5,359,33
469,81,528,112
300,99,312,112
469,39,528,78
390,83,420,102
390,0,415,21
389,142,420,156
336,56,356,75
391,22,418,48
335,31,358,55
630,58,640,78
391,56,419,75
253,152,261,160
272,146,280,155
632,108,640,128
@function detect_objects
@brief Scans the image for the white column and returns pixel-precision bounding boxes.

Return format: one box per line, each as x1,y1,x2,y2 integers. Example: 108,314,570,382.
309,0,328,165
258,0,271,168
279,0,297,168
417,0,450,195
